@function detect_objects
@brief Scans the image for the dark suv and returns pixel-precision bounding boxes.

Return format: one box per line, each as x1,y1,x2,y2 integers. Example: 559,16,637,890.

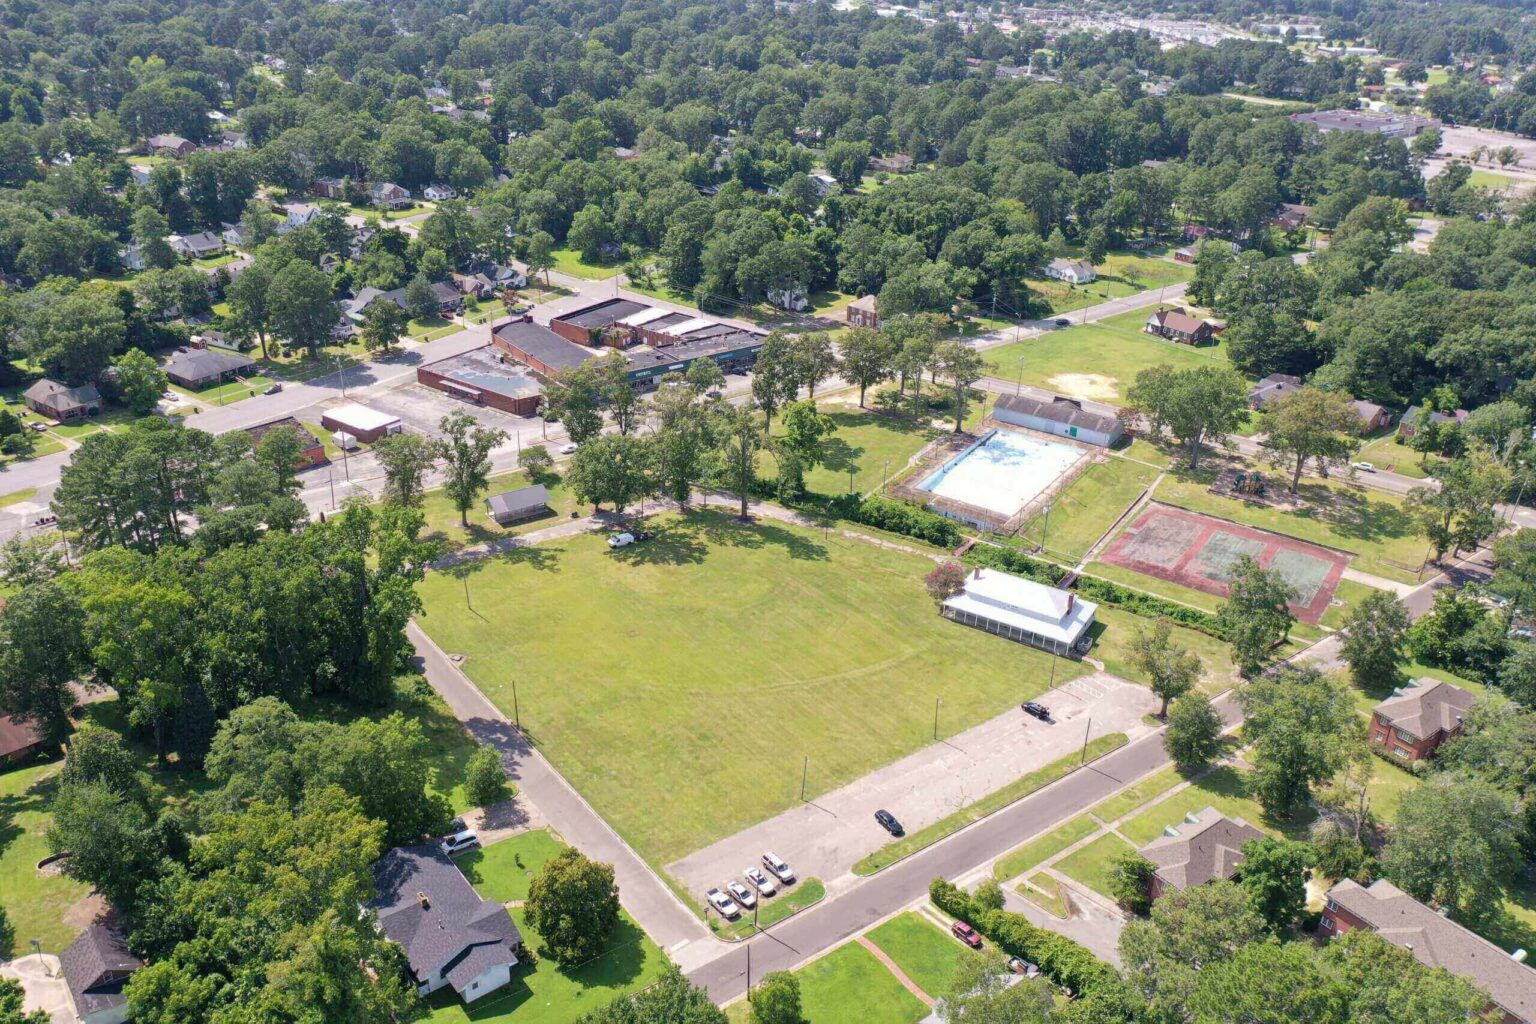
1021,701,1051,721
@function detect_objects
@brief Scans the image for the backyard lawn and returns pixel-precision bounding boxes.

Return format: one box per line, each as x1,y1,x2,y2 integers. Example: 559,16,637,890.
1012,455,1160,561
1054,832,1136,900
866,912,975,1000
1025,250,1193,315
459,829,570,905
414,509,1087,866
419,908,666,1024
0,760,92,958
981,308,1238,403
1117,764,1313,845
419,469,576,553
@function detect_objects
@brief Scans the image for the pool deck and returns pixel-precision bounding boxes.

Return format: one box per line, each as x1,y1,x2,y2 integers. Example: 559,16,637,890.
919,428,1085,517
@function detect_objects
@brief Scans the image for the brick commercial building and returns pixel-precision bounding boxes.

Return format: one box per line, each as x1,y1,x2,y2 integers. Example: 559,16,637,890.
1369,677,1476,761
1321,878,1536,1024
548,298,652,345
322,403,402,444
1137,807,1264,902
244,416,327,468
418,345,545,415
492,318,599,377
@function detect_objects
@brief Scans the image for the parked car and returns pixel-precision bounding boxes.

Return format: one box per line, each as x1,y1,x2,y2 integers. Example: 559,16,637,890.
28,421,47,432
706,887,741,919
951,920,983,949
263,383,283,395
744,866,777,897
762,852,795,884
1008,957,1041,978
1021,701,1050,721
608,532,636,549
559,442,579,454
1350,461,1375,473
439,829,479,856
1053,318,1071,327
725,879,757,909
874,809,903,836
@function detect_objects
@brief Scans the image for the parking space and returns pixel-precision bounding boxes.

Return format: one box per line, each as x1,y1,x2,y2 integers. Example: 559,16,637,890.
320,383,532,441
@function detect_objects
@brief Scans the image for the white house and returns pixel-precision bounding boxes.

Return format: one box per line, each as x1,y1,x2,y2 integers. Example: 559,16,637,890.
942,567,1098,656
423,184,458,201
1043,257,1096,285
994,389,1123,447
120,242,146,271
280,203,321,233
766,285,810,312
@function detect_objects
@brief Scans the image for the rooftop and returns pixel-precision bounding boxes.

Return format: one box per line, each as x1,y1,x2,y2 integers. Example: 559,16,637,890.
942,567,1097,645
324,403,401,432
554,298,651,329
1374,678,1476,738
493,320,598,372
1139,806,1263,890
486,484,551,519
60,924,142,1020
425,345,544,401
244,416,322,450
0,713,43,759
994,390,1122,436
164,346,255,381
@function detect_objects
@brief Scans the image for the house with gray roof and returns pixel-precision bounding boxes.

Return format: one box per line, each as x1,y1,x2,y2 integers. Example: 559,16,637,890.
24,379,101,421
163,346,256,390
993,390,1123,447
1138,806,1264,901
486,484,552,524
1322,878,1536,1023
1370,677,1475,761
370,844,522,1004
60,923,143,1024
1043,257,1096,285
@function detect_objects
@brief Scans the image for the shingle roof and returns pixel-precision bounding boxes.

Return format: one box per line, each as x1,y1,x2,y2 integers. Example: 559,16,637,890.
1328,879,1536,1021
1139,806,1263,890
1374,678,1476,739
369,845,520,995
23,379,101,413
1147,309,1207,335
994,391,1121,436
60,924,142,1020
163,347,255,383
486,484,550,520
0,713,43,759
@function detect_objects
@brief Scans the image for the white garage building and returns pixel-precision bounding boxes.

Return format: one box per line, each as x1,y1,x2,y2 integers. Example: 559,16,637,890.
942,566,1098,656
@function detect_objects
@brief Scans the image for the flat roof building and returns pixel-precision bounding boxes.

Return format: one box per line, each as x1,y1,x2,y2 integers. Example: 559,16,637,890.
549,298,651,343
1291,109,1440,137
994,389,1124,448
419,345,545,416
942,566,1097,656
492,319,599,377
321,403,402,443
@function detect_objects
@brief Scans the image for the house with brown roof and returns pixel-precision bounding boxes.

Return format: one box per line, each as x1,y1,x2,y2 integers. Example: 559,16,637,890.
1352,399,1392,433
1321,878,1536,1024
24,379,101,421
60,923,144,1024
1269,203,1312,232
846,293,879,329
1145,308,1215,346
0,713,45,763
869,153,915,173
145,134,196,159
1248,373,1304,411
1138,806,1264,901
1370,677,1476,761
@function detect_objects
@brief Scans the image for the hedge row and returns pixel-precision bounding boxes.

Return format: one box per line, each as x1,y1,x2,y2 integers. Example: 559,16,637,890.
929,879,1120,996
963,543,1066,586
823,493,962,548
1071,575,1227,639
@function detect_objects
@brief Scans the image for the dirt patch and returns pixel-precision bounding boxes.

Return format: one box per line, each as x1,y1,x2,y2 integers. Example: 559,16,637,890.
1047,373,1120,402
62,892,107,930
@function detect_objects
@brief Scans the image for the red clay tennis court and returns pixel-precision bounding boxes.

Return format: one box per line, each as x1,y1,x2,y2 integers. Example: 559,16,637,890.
1100,504,1350,624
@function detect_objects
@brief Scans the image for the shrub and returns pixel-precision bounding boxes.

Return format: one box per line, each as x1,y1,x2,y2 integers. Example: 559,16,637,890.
826,493,962,547
465,745,510,807
963,543,1064,585
1072,575,1226,638
1107,851,1155,916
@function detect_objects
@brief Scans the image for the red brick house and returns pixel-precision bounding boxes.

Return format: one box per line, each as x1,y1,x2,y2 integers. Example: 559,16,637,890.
846,294,879,329
1144,308,1215,346
1137,806,1264,902
1321,879,1536,1024
1370,677,1475,761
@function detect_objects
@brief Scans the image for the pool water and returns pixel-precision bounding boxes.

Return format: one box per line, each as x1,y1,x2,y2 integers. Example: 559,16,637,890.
919,429,1084,516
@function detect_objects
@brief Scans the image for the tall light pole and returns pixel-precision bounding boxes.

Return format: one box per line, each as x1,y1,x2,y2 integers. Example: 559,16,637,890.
933,696,942,740
1016,355,1026,395
1039,504,1053,555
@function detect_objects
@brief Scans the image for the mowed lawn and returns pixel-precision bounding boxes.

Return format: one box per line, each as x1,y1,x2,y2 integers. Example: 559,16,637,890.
1025,250,1193,315
419,469,577,553
1118,765,1314,844
415,510,1085,865
789,942,928,1024
982,309,1238,404
1054,832,1135,900
866,912,976,1000
458,829,566,904
759,405,940,497
1013,455,1161,562
0,760,92,957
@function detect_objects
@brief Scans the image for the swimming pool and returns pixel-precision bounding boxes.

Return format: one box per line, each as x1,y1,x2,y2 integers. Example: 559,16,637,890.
918,429,1084,517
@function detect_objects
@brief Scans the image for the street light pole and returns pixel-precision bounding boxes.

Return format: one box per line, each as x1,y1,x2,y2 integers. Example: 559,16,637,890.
1016,355,1026,395
1040,504,1052,555
799,756,809,801
511,676,521,732
1080,716,1092,764
933,696,942,740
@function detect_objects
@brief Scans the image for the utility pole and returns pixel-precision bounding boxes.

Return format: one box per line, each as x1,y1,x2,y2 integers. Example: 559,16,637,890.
511,677,521,731
799,756,808,801
463,575,471,610
933,696,942,740
1040,504,1052,555
1080,716,1092,764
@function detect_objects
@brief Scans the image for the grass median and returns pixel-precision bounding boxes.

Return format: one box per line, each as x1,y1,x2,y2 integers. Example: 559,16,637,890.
853,734,1128,876
717,877,826,939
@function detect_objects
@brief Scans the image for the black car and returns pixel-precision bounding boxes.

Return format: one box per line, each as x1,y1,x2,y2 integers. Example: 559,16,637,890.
1053,318,1071,327
875,809,903,835
263,382,283,395
1021,701,1051,721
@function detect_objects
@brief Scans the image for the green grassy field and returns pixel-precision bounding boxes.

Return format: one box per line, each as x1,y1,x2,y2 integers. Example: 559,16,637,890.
1088,765,1185,822
415,510,1087,866
0,760,92,957
1466,168,1518,191
1026,251,1193,315
1021,872,1068,916
982,308,1237,404
420,908,666,1024
1054,832,1135,900
866,911,975,1000
792,942,928,1024
1090,606,1237,694
170,374,277,407
550,248,627,280
458,829,566,904
1013,456,1161,562
1354,432,1438,479
993,816,1099,881
1152,470,1428,585
762,404,940,497
1117,764,1314,845
420,469,576,553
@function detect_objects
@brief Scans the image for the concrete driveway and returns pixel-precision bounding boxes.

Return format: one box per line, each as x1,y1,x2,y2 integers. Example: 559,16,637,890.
0,954,73,1024
667,672,1158,904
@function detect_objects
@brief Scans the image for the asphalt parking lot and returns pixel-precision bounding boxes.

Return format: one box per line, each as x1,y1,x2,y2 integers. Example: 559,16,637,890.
314,382,531,440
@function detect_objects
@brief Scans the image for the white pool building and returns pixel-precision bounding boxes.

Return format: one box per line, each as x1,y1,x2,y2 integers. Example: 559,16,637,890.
942,566,1098,656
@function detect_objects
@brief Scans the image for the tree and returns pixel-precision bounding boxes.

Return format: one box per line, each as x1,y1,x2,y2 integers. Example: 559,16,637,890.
576,966,726,1024
0,536,67,589
373,433,438,506
749,972,805,1024
47,779,162,913
359,298,407,355
1236,665,1357,815
403,275,438,323
226,257,278,358
526,230,556,286
932,340,985,432
519,444,554,481
547,364,605,445
1308,818,1374,883
751,333,799,427
1217,557,1296,676
773,400,833,498
0,581,90,740
567,434,652,513
1321,928,1493,1024
437,411,507,526
1128,619,1202,718
788,332,837,398
131,206,177,270
568,204,614,262
925,561,968,607
1380,775,1524,925
1406,446,1512,561
1259,388,1359,493
1128,364,1249,468
465,745,509,807
1186,940,1348,1024
268,259,336,356
596,352,642,437
1237,837,1312,933
717,401,763,519
1119,880,1266,1016
254,426,306,493
1108,850,1156,916
0,976,49,1024
1165,692,1224,772
824,140,871,187
933,954,1053,1024
838,327,894,407
112,347,168,416
526,847,620,966
1339,590,1411,692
